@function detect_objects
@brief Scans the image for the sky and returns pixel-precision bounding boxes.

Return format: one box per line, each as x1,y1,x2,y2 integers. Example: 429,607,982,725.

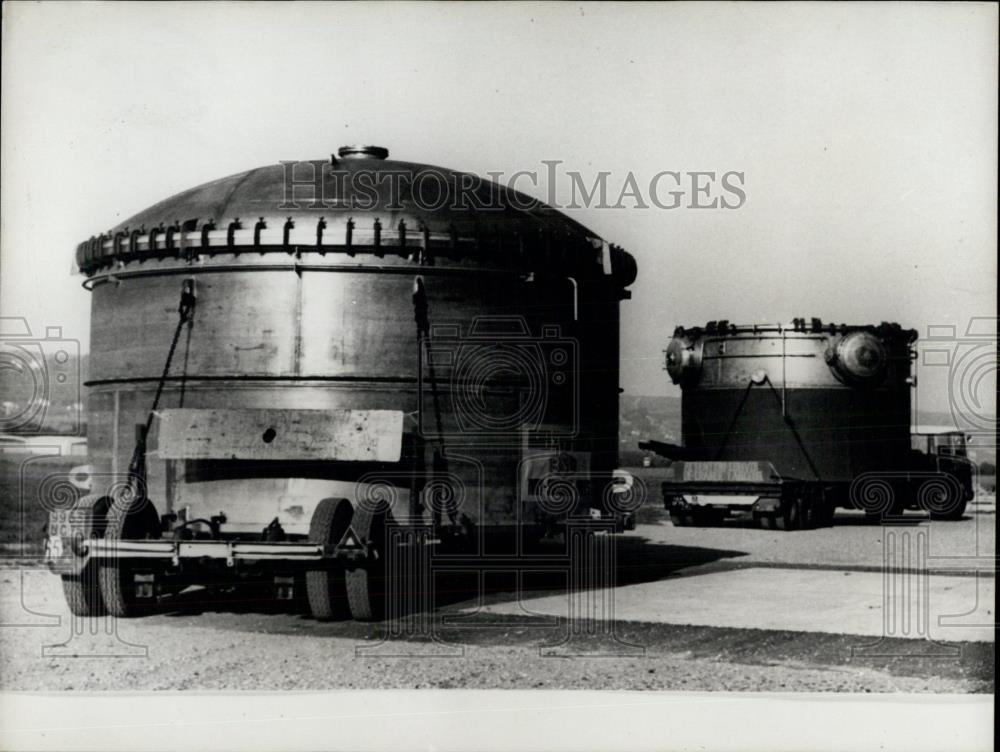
1,2,996,419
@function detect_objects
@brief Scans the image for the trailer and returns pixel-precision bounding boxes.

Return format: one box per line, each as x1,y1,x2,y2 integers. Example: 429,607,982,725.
642,319,973,530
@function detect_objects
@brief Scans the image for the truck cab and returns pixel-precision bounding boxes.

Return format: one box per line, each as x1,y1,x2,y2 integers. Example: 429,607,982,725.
909,425,975,517
911,426,970,458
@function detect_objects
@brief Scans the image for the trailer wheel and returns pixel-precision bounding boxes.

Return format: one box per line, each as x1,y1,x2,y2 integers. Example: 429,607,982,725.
813,489,837,528
98,495,161,618
345,504,389,622
62,568,105,617
798,496,823,530
60,494,112,616
774,498,801,531
305,498,352,621
813,499,835,528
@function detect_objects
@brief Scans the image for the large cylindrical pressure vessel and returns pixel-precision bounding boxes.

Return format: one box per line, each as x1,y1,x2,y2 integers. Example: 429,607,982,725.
76,147,637,543
665,319,917,482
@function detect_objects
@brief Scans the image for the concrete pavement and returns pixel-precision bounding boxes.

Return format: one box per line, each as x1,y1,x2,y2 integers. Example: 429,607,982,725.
466,566,995,642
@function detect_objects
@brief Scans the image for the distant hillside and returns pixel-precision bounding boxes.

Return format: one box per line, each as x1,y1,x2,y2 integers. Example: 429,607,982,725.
619,395,681,447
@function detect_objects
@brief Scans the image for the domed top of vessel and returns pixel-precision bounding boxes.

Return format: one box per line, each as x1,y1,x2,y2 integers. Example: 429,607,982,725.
75,146,636,287
665,317,917,389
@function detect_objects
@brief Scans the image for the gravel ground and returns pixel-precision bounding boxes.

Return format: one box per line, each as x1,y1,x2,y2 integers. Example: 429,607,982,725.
1,501,993,693
0,573,991,693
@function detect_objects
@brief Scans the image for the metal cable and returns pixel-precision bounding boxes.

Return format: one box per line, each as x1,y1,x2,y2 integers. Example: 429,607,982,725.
712,374,822,482
412,276,455,523
713,378,756,461
762,377,822,481
412,276,446,446
126,279,196,491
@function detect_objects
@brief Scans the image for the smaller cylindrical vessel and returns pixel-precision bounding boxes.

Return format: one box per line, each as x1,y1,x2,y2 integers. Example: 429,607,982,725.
650,318,938,530
666,318,918,482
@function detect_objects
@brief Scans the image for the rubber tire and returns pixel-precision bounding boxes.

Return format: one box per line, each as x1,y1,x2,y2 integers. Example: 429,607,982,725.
60,494,112,616
813,500,835,528
799,498,819,530
814,490,837,528
98,496,161,618
929,496,967,522
345,504,389,622
61,563,105,616
305,498,353,621
669,512,689,527
774,498,801,531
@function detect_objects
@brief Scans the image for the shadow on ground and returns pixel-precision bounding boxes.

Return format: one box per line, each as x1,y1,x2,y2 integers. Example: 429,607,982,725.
148,534,748,620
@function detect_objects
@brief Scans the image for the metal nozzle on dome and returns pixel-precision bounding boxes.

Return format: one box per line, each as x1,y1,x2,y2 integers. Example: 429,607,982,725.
336,145,389,160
